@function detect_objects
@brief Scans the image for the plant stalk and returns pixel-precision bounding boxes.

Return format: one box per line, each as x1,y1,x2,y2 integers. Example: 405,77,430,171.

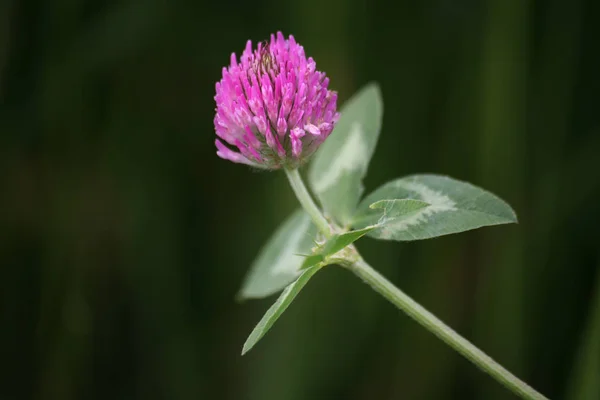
284,168,332,238
285,168,547,400
348,257,549,400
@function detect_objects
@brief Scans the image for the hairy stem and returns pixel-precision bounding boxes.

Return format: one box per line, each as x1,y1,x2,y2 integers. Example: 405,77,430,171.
284,168,332,238
348,257,548,400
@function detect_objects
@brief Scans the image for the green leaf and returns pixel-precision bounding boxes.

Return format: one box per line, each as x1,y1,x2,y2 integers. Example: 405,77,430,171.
308,83,383,227
352,174,517,241
322,227,375,255
299,253,325,271
299,226,376,269
242,265,321,355
237,210,318,300
351,199,431,228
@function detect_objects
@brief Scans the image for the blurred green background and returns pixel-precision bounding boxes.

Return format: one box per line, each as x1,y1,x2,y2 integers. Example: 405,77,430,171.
1,0,599,399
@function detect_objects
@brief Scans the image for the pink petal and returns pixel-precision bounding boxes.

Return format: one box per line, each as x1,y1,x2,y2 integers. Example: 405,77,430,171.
215,139,258,167
304,123,321,136
290,128,305,157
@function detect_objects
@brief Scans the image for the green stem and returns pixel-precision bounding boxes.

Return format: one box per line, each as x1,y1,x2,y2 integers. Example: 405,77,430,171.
284,168,332,238
348,257,548,400
284,168,544,399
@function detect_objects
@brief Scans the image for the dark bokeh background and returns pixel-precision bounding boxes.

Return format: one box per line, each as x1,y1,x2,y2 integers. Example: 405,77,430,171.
1,0,599,399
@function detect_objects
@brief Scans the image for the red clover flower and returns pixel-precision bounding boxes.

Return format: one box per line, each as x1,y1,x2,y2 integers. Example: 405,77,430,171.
214,32,339,169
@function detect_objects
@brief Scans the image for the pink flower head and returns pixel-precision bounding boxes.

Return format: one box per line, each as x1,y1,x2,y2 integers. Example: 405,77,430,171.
214,32,340,169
